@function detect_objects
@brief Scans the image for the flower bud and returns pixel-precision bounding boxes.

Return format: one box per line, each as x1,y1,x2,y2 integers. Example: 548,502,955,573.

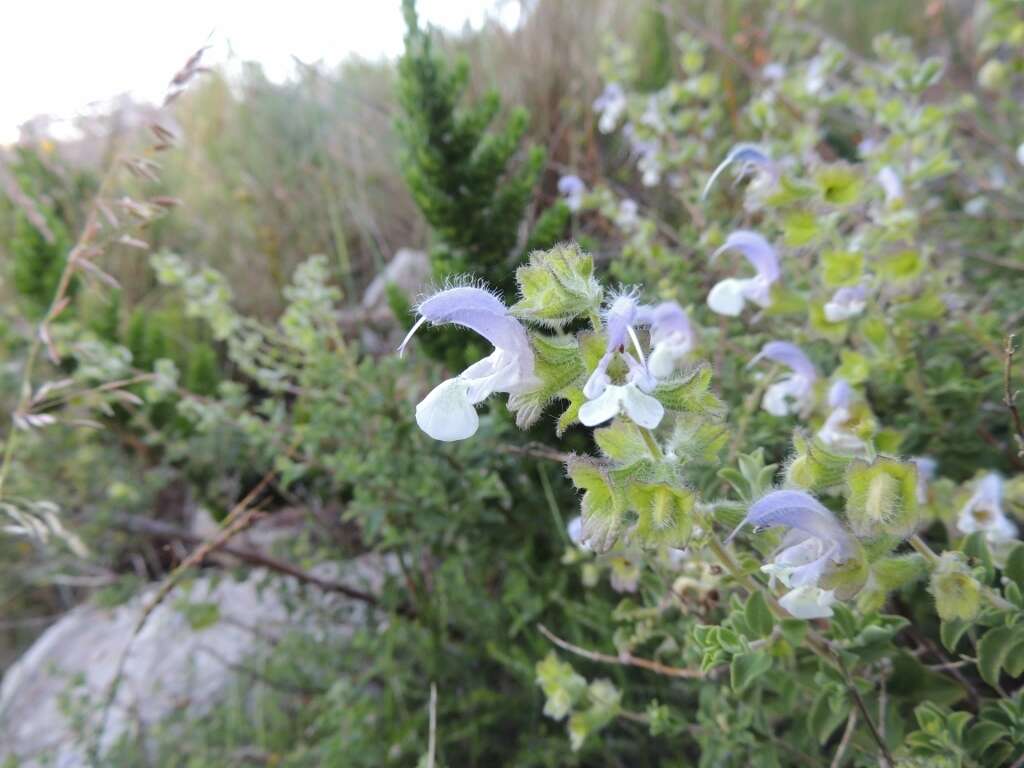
930,552,981,622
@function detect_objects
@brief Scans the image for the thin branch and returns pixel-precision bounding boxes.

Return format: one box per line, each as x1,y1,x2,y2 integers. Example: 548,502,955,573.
832,652,895,768
426,683,438,768
830,709,858,768
1004,334,1024,459
109,513,387,608
537,623,704,679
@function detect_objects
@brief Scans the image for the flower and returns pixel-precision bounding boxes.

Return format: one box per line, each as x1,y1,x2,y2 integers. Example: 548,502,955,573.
706,231,780,316
750,341,817,418
579,291,664,429
877,165,904,206
823,285,867,323
616,199,640,231
702,144,776,200
911,457,937,504
639,301,694,379
816,379,865,454
566,516,593,552
957,473,1018,545
593,83,626,134
625,124,663,187
558,175,586,212
731,489,856,619
399,285,536,442
1017,142,1024,167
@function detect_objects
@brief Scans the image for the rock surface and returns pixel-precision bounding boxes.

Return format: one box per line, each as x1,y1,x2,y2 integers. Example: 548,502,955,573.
0,557,392,767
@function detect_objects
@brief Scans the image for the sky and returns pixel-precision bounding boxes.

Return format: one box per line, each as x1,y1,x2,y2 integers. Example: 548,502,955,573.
0,0,517,144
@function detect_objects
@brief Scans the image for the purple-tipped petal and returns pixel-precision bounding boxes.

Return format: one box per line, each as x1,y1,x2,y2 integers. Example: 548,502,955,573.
603,292,641,351
558,175,586,197
702,144,774,200
714,231,780,283
648,301,691,341
412,286,532,363
828,379,853,409
750,341,817,381
731,490,851,556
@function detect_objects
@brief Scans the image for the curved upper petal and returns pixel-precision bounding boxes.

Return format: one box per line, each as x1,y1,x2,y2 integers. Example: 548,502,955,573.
714,231,780,282
702,144,774,200
732,489,852,558
751,341,817,381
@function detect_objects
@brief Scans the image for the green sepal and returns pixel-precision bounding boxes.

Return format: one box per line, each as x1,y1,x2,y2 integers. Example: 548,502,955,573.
930,552,981,622
566,456,627,551
845,457,919,538
785,432,855,493
814,164,863,207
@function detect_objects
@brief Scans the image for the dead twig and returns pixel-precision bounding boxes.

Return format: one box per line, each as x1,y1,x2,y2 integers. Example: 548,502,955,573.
538,623,704,679
1003,334,1024,460
109,513,387,609
830,709,858,768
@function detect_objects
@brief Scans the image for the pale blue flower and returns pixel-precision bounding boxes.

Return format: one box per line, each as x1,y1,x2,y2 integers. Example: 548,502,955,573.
580,292,663,429
817,379,864,455
911,457,937,503
593,83,626,134
877,166,903,206
824,284,867,323
558,175,586,212
616,199,640,231
702,144,776,200
639,301,694,379
730,489,856,619
707,231,780,316
957,473,1018,545
750,341,817,418
399,285,536,442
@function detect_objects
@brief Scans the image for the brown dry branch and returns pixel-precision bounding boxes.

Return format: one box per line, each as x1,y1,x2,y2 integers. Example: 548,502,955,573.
537,623,705,679
110,512,385,608
1004,334,1024,459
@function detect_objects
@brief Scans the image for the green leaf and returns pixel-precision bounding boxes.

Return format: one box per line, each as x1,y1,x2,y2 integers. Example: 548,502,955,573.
595,421,648,465
1001,542,1024,590
977,625,1015,688
765,174,815,207
808,691,848,744
821,250,864,287
782,211,820,247
177,601,220,631
961,532,995,585
965,722,1007,759
744,592,774,638
730,651,772,693
652,366,724,416
878,249,924,282
815,165,863,207
940,619,971,654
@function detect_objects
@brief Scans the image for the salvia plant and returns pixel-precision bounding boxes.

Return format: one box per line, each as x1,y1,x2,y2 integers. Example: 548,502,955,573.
395,2,1024,759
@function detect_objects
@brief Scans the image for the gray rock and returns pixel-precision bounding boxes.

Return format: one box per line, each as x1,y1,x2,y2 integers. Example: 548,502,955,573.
0,556,393,767
361,248,431,322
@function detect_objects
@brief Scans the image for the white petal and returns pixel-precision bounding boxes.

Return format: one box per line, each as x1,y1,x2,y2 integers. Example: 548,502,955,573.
824,299,865,323
415,378,479,442
1017,142,1024,167
707,278,748,316
579,386,624,427
762,376,812,418
779,586,836,620
621,384,665,428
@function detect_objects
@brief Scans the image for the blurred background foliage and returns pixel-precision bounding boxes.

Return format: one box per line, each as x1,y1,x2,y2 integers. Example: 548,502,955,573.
1,0,1022,765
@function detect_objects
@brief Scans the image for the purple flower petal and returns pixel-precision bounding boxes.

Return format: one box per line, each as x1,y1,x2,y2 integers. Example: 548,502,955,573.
714,231,780,283
702,144,775,200
828,379,853,409
730,489,852,557
750,341,817,381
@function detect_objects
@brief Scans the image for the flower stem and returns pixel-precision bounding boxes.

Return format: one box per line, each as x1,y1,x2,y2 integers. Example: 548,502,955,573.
639,426,663,461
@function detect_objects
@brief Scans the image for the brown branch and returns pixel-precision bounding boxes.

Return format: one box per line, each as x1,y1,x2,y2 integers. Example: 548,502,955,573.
831,651,895,768
109,513,385,608
134,470,277,633
1004,334,1024,460
538,623,704,679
